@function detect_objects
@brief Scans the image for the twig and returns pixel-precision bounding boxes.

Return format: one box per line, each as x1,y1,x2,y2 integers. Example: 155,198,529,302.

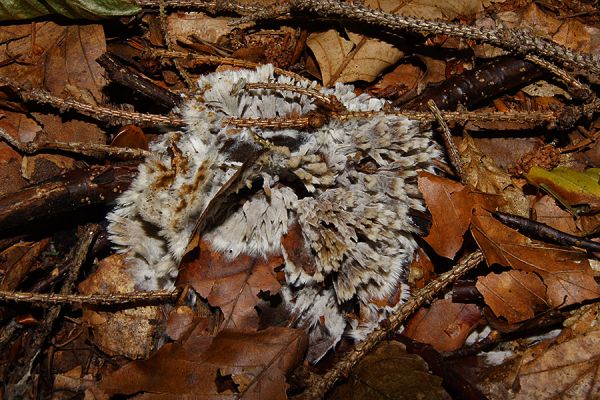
244,82,342,111
492,211,600,252
525,54,595,101
427,100,464,182
5,224,100,398
302,250,484,399
134,0,264,16
0,289,180,306
0,125,150,160
21,87,181,126
291,0,600,78
0,77,181,126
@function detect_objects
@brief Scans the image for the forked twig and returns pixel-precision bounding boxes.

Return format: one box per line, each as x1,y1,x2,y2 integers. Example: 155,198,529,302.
427,100,464,182
301,250,484,399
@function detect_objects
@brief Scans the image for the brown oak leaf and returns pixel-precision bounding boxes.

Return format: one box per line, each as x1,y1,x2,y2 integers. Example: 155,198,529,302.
403,298,482,352
471,212,600,308
100,326,307,399
178,240,284,330
476,270,549,324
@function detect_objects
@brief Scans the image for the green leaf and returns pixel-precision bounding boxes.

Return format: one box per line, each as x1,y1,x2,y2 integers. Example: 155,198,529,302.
0,0,140,21
526,166,600,213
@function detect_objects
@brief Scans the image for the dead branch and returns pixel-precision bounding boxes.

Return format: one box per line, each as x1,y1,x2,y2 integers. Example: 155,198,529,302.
0,289,180,307
492,211,600,252
0,165,136,235
290,0,600,79
97,53,182,110
0,125,150,160
405,56,544,111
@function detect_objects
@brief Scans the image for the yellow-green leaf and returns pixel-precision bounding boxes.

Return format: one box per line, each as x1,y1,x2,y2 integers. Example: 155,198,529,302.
526,166,600,213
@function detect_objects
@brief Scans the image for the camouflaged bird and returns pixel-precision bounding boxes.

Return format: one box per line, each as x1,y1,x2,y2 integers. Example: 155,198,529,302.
107,65,440,361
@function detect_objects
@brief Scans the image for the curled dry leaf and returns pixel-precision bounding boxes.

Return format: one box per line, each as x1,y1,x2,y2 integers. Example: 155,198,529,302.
330,340,451,400
471,212,600,308
167,12,240,46
403,298,482,352
0,142,27,197
0,111,41,195
459,133,529,216
178,240,283,331
476,270,549,324
100,326,307,399
368,63,423,99
78,254,162,359
307,27,402,86
0,238,50,290
306,0,405,86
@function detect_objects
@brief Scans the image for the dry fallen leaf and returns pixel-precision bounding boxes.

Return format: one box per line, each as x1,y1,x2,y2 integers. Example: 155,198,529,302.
0,142,26,197
178,240,284,330
471,212,600,308
0,239,49,290
330,340,451,400
476,270,549,324
532,195,580,235
403,298,482,352
368,63,423,99
511,305,600,399
78,254,162,359
459,133,529,216
0,22,107,102
100,326,307,399
307,27,402,86
418,172,475,259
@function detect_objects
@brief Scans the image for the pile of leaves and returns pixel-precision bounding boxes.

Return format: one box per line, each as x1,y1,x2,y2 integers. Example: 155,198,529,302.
0,0,599,398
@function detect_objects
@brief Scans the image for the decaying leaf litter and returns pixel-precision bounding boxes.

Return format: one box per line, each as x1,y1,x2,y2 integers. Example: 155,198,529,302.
0,0,599,399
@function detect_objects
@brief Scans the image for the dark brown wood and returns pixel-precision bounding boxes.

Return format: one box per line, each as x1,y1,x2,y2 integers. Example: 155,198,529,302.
0,165,136,235
97,53,182,110
404,56,544,111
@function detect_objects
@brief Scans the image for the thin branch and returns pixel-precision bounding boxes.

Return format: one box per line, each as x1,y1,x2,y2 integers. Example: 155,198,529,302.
302,250,484,399
0,77,181,126
492,211,600,252
158,0,195,88
0,289,180,307
290,0,600,78
22,87,182,126
0,125,150,160
525,54,595,101
97,53,182,110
